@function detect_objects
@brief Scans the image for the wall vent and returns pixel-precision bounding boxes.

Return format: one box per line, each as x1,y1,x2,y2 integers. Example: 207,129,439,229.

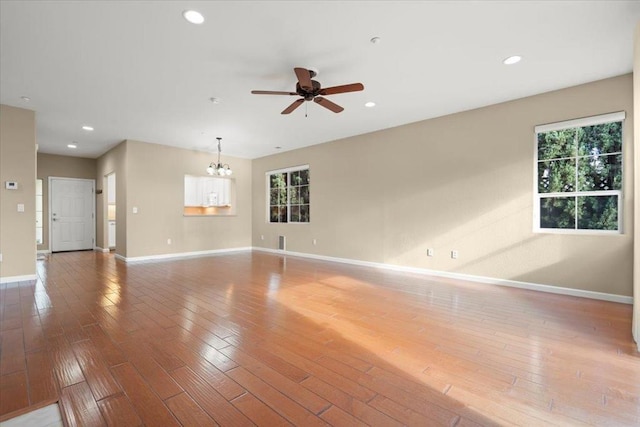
278,235,286,251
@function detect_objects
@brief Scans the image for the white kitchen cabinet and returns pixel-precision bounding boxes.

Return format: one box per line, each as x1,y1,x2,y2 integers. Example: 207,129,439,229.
184,175,202,206
183,175,236,216
184,175,231,207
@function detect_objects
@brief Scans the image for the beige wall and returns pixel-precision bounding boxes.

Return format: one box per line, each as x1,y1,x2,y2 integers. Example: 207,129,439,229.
0,105,36,280
96,141,127,255
111,140,252,258
37,153,96,251
633,23,639,346
253,74,634,297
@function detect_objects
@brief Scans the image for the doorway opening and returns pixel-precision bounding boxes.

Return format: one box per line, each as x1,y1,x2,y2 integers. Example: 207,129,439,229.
106,173,116,250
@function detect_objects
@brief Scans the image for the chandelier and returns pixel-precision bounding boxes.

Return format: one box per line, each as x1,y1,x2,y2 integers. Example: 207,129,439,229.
206,137,232,176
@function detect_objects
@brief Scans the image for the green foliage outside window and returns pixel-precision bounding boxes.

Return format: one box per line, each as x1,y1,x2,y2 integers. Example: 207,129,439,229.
537,121,622,231
269,168,310,223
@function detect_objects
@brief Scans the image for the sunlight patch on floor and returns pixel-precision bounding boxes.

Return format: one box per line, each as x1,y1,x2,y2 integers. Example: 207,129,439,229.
275,279,559,425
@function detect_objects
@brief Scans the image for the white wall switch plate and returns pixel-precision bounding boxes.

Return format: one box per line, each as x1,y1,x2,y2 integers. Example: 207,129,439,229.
17,203,25,212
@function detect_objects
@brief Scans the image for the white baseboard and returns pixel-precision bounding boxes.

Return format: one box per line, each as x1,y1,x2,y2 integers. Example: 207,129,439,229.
1,402,62,427
0,274,38,285
252,247,633,305
94,246,110,253
119,247,253,263
37,249,50,255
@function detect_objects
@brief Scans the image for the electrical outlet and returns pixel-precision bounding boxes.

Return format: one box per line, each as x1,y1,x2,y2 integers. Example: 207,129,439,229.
260,235,264,240
451,250,458,259
312,239,317,245
0,253,3,262
427,248,434,257
167,238,172,245
132,207,138,214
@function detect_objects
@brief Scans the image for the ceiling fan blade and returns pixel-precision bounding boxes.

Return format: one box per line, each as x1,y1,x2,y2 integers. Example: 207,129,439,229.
319,83,364,96
281,99,304,114
314,97,344,113
294,67,313,90
251,90,298,95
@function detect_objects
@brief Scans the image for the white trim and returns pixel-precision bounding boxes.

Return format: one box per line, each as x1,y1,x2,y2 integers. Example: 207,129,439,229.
0,274,37,284
37,249,50,255
538,190,621,198
252,247,633,304
266,164,310,175
118,247,252,263
0,402,62,427
94,247,110,253
534,227,622,236
535,111,626,133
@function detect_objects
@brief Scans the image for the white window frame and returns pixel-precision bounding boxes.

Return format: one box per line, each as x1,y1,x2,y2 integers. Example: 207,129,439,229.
533,111,625,235
265,164,310,224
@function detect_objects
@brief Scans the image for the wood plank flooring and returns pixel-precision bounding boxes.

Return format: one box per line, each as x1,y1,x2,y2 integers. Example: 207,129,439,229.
1,250,639,426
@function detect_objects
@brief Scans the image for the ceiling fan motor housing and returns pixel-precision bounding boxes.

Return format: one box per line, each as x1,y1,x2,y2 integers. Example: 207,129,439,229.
296,80,322,100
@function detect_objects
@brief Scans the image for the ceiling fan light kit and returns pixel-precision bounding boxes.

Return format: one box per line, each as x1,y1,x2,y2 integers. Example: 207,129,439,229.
207,137,232,176
251,67,364,115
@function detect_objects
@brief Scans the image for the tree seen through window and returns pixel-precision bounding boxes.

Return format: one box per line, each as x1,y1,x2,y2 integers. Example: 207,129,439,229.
536,119,622,231
268,167,310,223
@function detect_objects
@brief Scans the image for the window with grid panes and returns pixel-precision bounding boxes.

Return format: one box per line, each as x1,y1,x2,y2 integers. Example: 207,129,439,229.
534,112,624,233
267,166,310,223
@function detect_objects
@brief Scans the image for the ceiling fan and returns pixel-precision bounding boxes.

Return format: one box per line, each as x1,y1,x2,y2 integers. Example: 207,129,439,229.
251,67,364,115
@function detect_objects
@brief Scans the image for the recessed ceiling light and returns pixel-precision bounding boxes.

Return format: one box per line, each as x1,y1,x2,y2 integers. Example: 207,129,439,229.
370,37,381,44
183,10,204,24
67,143,77,149
20,96,30,102
82,125,94,131
503,55,522,65
365,101,376,108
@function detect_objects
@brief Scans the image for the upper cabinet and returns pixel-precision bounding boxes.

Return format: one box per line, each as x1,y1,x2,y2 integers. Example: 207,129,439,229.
184,175,236,216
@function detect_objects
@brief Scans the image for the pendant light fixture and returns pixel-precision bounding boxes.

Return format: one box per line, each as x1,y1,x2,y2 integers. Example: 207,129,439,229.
207,137,232,176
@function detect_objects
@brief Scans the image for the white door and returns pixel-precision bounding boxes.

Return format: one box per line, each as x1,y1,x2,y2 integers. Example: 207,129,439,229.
108,221,116,248
50,178,95,252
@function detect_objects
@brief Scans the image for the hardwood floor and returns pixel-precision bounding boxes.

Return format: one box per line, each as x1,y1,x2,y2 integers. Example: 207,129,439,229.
1,250,639,426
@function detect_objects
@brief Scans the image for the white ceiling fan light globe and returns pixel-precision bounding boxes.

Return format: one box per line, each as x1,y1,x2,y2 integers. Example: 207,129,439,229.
226,169,233,176
206,166,214,175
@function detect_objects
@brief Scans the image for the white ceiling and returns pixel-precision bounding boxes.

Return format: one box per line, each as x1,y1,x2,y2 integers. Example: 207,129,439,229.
1,1,639,160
